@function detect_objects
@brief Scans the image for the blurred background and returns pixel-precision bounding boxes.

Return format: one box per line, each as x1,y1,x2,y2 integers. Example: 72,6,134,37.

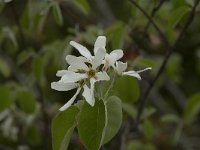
0,0,200,150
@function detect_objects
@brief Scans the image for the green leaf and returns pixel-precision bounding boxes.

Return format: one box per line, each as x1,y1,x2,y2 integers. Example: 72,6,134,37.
122,102,137,119
17,49,34,65
184,93,200,124
141,107,156,120
135,57,156,69
16,90,36,114
52,106,79,150
106,22,126,49
74,100,84,110
4,0,13,3
144,143,156,150
0,85,12,112
103,96,122,144
161,114,180,123
78,100,105,150
143,120,154,140
0,58,11,77
166,53,182,82
72,0,90,15
113,76,140,103
173,124,183,145
53,2,63,26
169,6,190,28
185,0,194,6
127,140,143,150
2,27,18,49
26,125,42,145
32,56,44,81
0,1,6,12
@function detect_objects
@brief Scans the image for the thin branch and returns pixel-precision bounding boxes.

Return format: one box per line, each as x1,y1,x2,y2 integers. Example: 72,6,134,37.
136,0,200,123
128,0,169,47
144,0,166,33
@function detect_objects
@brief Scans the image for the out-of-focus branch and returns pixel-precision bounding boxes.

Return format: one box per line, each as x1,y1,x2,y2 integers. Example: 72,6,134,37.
128,0,169,47
136,0,200,123
144,0,166,33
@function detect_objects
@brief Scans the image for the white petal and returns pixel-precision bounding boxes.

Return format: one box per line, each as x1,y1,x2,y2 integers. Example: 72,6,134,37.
105,53,118,67
68,66,78,72
89,78,95,106
70,41,92,59
51,81,77,91
58,70,76,79
136,67,152,73
82,80,95,107
83,84,93,106
59,88,81,111
110,49,123,60
94,36,106,55
92,48,106,69
56,70,72,77
123,71,142,80
96,71,110,81
61,72,87,83
115,61,127,74
66,55,89,70
78,56,89,62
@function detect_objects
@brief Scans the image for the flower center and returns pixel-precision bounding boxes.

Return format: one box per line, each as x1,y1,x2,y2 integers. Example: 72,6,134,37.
87,69,96,78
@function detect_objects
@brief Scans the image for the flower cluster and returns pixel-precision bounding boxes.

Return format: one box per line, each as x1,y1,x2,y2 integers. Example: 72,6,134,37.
51,36,151,111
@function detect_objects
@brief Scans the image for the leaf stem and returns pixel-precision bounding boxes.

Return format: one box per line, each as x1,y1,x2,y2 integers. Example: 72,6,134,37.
103,73,117,100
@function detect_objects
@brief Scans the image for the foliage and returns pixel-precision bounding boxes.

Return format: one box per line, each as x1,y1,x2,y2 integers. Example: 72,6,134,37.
0,0,200,150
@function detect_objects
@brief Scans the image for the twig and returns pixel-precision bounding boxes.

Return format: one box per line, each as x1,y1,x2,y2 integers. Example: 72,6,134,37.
144,0,166,33
136,0,200,123
128,0,169,47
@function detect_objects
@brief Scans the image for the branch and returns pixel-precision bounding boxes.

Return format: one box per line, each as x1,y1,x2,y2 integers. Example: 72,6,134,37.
136,0,200,123
144,0,166,33
128,0,169,47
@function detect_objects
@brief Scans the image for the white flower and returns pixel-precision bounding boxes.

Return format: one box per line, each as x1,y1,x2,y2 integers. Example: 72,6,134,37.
115,61,152,80
94,36,124,70
70,36,124,70
51,71,81,111
51,50,109,111
103,49,124,70
51,35,152,111
69,36,106,62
